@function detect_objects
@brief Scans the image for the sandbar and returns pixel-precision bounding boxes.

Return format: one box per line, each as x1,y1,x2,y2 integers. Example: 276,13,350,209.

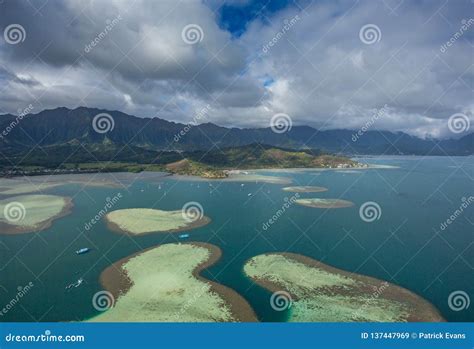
244,253,444,322
105,208,210,235
90,242,257,322
295,198,354,209
282,186,328,193
0,194,73,234
172,172,292,185
0,182,62,195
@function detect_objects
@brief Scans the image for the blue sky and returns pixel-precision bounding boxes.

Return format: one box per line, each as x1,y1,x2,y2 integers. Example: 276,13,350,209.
218,0,296,37
0,0,472,138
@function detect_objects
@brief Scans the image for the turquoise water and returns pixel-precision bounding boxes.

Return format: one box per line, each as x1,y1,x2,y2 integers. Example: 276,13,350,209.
0,156,473,322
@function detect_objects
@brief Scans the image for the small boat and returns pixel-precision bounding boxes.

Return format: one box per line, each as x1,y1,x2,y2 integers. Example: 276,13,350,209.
179,233,190,239
247,193,252,196
65,278,84,290
75,248,90,255
74,278,84,288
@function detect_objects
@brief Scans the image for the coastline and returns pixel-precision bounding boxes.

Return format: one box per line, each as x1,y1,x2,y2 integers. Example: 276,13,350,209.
0,161,396,181
97,242,258,322
295,198,355,209
246,252,445,322
0,196,74,235
104,211,211,236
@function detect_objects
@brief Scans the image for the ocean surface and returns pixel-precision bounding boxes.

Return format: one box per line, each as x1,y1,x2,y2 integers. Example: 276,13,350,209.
0,156,473,322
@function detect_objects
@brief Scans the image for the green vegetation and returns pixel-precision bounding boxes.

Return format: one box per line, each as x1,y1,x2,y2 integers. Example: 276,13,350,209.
1,143,366,179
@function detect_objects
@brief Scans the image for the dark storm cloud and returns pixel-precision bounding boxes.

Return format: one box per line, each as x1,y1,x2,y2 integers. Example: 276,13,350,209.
0,0,472,138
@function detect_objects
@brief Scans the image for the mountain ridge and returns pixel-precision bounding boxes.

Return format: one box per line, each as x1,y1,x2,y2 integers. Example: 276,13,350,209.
0,106,472,156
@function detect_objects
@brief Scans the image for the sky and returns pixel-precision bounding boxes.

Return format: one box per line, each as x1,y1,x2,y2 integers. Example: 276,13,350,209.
0,0,472,139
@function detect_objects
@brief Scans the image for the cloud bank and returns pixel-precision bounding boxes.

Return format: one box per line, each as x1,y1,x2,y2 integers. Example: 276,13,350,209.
0,0,472,138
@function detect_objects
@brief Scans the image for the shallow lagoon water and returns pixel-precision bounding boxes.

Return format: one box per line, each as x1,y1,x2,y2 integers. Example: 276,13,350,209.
0,156,472,322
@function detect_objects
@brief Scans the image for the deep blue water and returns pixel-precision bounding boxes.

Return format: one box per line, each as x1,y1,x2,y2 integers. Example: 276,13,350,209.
0,156,472,322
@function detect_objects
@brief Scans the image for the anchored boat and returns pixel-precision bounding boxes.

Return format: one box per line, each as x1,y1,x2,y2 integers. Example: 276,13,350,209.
76,248,90,255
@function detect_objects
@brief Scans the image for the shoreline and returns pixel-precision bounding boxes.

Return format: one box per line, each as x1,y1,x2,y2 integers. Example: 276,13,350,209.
295,198,355,209
104,211,211,236
282,186,328,193
0,196,74,235
98,242,258,322
245,252,445,322
0,161,393,180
